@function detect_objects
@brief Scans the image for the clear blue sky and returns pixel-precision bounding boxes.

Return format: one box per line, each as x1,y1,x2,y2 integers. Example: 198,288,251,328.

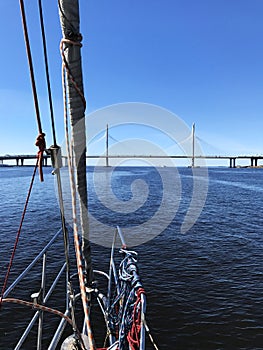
0,0,263,162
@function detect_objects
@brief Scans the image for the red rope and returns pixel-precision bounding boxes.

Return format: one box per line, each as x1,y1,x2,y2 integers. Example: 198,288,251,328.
0,161,38,307
127,288,145,350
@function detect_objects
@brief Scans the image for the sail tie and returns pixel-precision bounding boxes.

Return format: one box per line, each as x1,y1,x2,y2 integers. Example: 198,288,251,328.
60,37,86,109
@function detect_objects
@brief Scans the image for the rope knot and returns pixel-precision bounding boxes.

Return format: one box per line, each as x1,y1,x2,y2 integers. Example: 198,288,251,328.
35,133,46,182
35,132,46,151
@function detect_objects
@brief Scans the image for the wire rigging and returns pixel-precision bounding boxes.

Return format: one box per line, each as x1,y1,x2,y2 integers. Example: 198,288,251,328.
19,0,46,182
0,0,49,309
1,1,85,345
19,0,42,135
38,0,57,147
37,0,71,283
0,161,38,305
37,1,81,336
3,0,81,341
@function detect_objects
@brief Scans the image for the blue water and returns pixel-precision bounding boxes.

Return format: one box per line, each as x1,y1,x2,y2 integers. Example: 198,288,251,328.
0,166,263,349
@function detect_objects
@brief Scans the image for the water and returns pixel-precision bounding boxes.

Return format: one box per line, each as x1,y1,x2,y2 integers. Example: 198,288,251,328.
0,166,263,349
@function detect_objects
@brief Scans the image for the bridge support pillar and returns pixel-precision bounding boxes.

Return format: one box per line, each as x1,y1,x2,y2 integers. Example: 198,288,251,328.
230,158,236,168
16,158,24,166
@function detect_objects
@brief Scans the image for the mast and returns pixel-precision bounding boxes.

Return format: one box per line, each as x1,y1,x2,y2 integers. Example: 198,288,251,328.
58,0,93,284
192,123,195,168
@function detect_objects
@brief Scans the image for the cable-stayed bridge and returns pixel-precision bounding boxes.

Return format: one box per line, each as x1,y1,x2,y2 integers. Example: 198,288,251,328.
1,125,262,167
0,154,262,168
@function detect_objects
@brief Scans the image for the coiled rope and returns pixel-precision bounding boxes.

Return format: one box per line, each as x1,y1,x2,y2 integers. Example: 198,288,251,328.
127,288,145,350
107,250,160,350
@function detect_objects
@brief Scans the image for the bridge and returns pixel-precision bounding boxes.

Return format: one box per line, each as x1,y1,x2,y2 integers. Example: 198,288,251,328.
0,154,49,167
1,154,263,168
2,125,262,168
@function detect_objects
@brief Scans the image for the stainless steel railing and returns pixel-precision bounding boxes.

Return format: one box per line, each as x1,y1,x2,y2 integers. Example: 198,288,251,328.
3,228,69,350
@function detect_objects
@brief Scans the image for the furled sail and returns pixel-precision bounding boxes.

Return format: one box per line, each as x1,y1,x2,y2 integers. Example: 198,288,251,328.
58,0,93,285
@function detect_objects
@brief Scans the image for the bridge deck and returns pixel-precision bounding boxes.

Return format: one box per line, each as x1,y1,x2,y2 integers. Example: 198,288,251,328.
1,154,263,167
